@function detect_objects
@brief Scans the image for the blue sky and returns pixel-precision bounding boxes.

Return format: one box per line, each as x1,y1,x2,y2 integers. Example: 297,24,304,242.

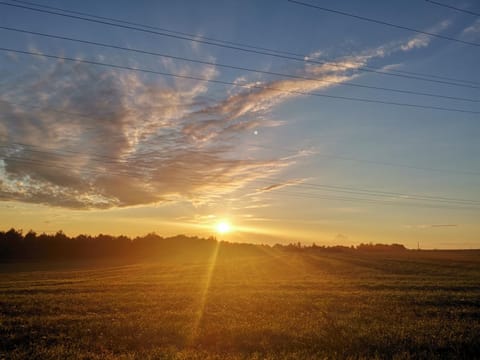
0,0,479,248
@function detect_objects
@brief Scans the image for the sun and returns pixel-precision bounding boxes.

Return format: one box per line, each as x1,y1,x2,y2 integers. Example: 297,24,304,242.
215,221,231,234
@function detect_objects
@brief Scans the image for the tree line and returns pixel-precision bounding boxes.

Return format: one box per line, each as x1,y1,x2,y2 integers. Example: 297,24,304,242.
0,228,407,261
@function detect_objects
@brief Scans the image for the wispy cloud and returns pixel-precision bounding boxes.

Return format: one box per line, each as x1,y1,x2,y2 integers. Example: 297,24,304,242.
462,19,480,39
257,179,307,193
405,224,459,229
400,20,451,51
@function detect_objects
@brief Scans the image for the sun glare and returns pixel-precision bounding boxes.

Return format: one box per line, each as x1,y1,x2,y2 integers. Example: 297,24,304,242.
216,221,231,234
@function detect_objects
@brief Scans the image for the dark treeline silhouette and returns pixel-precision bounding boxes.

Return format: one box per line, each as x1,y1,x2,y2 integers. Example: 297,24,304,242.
275,241,407,253
0,228,268,261
0,228,407,262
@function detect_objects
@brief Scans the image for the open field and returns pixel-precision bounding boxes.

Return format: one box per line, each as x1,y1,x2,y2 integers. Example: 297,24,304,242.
1,248,480,359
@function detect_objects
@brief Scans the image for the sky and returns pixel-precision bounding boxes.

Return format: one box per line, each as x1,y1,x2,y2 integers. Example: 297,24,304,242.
0,0,479,248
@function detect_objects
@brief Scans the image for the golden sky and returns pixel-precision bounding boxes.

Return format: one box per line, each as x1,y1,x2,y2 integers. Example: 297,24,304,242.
1,0,479,249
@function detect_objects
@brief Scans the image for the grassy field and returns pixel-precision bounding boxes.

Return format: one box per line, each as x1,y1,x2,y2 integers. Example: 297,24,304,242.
1,247,479,359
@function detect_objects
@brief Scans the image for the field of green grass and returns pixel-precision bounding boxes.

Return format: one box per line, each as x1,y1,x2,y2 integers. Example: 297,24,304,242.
1,248,479,359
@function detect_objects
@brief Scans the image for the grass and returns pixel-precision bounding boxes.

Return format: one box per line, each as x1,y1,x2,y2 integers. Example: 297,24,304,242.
1,247,479,359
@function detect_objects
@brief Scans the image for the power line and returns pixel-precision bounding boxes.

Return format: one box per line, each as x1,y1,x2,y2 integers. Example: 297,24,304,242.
2,156,149,178
288,0,480,47
248,144,480,176
3,97,480,178
258,190,480,211
1,143,133,165
2,141,480,206
7,0,479,87
1,47,479,115
3,140,479,211
3,155,479,211
0,98,212,124
285,182,480,205
2,25,478,103
425,0,480,17
3,154,479,211
1,102,479,176
1,0,479,89
7,0,303,58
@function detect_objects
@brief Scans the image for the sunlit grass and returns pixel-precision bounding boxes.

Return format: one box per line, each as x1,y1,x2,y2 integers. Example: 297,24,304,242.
1,249,479,359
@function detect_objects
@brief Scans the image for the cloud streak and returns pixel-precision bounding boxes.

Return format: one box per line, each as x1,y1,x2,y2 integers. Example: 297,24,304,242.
462,19,480,39
405,224,459,229
257,179,307,193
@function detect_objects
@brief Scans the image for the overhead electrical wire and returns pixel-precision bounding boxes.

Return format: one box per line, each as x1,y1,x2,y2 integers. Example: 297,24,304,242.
1,141,480,207
5,0,478,87
425,0,480,17
2,99,480,177
0,99,480,176
3,155,480,211
0,98,214,125
6,0,306,58
5,141,480,204
1,0,479,89
1,47,478,115
1,25,478,103
5,0,480,88
283,182,480,205
257,190,480,211
288,0,480,47
248,144,480,176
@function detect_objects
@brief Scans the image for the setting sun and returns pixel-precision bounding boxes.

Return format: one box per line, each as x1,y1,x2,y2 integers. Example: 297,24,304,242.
216,221,231,234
